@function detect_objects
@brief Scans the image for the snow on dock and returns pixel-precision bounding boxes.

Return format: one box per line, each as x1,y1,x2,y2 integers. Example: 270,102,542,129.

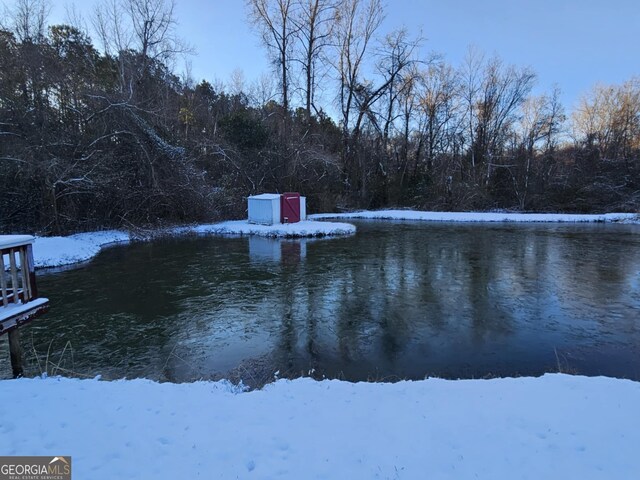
1,374,639,479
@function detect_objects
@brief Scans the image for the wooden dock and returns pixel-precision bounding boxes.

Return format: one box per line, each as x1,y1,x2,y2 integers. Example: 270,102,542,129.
1,235,49,377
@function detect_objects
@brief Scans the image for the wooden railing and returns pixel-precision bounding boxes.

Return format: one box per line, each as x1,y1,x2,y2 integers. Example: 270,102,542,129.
0,235,48,332
1,241,38,307
1,236,48,377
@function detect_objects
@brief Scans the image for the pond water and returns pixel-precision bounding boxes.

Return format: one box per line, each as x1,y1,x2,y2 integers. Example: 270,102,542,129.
3,221,640,383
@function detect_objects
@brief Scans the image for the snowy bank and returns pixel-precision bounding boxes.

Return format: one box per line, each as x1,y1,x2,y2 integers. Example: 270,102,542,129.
22,210,640,269
31,230,132,269
1,374,638,479
311,209,640,223
28,220,354,269
189,219,355,238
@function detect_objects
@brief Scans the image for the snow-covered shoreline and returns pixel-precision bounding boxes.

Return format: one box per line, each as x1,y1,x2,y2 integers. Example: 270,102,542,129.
31,230,132,270
311,209,640,223
27,220,355,269
2,373,638,479
14,210,640,269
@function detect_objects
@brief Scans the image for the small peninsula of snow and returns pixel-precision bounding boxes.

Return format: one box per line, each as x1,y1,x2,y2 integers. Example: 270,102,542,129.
189,219,355,238
311,210,640,223
1,374,638,479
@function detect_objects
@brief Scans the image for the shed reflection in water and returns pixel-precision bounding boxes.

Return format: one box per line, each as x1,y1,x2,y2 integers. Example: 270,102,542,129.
249,237,307,264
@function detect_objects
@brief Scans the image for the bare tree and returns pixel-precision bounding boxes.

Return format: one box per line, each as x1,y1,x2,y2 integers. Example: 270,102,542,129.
228,68,247,97
4,0,50,43
465,54,536,181
510,86,565,208
338,20,421,201
519,86,564,156
93,0,132,92
415,61,460,175
330,0,384,201
248,72,277,107
127,0,188,68
376,28,423,146
333,0,384,137
292,0,336,121
460,46,484,169
386,64,420,197
247,0,298,116
572,79,640,161
93,0,190,87
63,2,89,37
92,0,132,56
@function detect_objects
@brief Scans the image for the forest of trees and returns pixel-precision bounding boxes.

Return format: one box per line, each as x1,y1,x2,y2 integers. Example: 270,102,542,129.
1,0,639,234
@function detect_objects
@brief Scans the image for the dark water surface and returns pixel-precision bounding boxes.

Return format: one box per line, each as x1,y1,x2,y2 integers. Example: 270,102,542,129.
3,221,640,382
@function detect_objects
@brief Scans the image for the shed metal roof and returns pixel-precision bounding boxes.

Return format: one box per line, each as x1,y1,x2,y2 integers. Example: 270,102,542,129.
248,193,281,200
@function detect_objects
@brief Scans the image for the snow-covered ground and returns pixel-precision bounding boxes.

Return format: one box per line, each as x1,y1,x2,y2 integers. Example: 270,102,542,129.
312,209,640,223
1,374,638,479
5,213,639,478
189,219,355,238
31,230,131,269
28,220,355,269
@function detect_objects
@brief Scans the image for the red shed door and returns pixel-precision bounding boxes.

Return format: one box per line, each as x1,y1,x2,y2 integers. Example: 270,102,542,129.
280,193,301,223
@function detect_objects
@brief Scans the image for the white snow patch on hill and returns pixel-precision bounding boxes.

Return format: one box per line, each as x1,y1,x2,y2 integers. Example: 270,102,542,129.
1,374,638,479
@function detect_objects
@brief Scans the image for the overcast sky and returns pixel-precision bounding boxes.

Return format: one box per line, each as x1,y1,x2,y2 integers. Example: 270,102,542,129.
3,0,640,112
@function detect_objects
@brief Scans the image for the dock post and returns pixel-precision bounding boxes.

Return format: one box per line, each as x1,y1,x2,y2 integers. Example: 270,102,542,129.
8,328,23,378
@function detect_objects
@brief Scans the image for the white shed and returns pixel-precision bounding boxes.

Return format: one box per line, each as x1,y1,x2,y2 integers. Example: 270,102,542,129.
248,193,281,225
